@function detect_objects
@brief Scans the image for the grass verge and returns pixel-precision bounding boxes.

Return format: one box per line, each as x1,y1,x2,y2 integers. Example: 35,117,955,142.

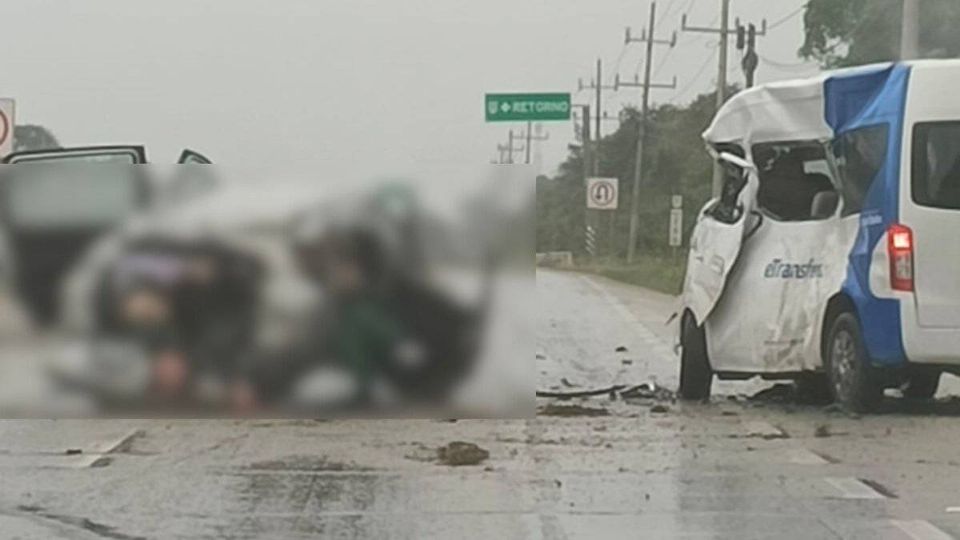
574,254,687,295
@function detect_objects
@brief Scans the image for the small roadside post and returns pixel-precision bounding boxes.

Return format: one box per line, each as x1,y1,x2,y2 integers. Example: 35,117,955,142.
669,195,684,259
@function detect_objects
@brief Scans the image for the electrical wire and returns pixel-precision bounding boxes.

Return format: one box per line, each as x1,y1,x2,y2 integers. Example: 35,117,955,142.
768,4,806,31
670,47,718,104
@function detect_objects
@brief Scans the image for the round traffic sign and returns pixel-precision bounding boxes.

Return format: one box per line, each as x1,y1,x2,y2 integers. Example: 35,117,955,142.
0,109,9,148
590,180,616,207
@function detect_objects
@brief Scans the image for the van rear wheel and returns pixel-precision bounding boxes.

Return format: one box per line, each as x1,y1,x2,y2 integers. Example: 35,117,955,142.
825,312,881,413
679,313,712,401
903,371,940,400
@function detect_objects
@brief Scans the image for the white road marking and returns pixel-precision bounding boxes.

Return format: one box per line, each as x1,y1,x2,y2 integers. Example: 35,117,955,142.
743,421,785,439
891,520,954,540
946,507,960,513
579,276,676,360
825,477,887,499
787,448,828,465
65,429,142,468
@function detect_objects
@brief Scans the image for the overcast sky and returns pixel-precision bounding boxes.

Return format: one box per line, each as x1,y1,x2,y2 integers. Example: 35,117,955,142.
2,0,818,182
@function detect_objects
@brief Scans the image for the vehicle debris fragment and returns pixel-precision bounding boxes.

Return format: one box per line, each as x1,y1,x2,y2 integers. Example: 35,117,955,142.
437,442,490,466
536,385,626,400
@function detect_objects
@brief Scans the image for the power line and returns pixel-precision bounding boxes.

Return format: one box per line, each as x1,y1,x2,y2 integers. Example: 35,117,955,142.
670,48,718,103
768,4,806,30
655,0,681,31
758,53,813,71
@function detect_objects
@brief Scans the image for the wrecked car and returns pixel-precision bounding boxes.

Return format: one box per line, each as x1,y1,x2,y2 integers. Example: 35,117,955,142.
48,173,489,414
679,60,960,412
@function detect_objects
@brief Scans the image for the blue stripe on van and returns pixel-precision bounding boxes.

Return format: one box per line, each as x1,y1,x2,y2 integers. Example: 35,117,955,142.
824,64,910,366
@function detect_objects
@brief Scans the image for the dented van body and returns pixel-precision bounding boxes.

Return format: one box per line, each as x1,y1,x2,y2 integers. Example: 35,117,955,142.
679,61,960,411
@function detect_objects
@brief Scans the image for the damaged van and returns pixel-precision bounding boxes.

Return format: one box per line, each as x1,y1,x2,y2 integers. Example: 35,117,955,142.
679,61,960,411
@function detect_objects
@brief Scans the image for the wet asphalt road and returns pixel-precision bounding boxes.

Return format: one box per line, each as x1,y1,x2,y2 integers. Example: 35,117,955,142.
3,268,960,539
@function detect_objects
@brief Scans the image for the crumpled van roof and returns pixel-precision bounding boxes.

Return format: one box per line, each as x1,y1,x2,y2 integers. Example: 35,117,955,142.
702,60,960,148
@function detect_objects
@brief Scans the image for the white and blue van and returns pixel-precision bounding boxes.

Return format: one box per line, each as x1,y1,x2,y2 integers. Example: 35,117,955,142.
679,60,960,411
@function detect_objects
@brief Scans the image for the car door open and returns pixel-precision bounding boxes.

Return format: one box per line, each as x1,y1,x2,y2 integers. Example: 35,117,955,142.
0,146,150,325
177,149,212,164
682,152,759,325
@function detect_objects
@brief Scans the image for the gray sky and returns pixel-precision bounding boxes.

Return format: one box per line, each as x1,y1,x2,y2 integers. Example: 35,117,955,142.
2,0,818,182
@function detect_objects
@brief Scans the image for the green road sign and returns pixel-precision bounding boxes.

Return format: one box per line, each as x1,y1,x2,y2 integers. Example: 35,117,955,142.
485,93,571,122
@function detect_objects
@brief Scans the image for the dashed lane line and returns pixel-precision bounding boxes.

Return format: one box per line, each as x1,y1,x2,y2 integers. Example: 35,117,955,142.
891,520,954,540
742,421,786,439
825,477,888,500
65,429,143,468
787,448,829,465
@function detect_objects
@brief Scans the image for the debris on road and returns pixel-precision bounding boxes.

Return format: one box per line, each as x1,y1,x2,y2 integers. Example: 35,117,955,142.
650,405,670,414
815,425,832,438
748,384,795,403
615,346,629,353
620,383,675,402
536,385,626,400
538,403,610,417
65,449,83,456
437,442,490,466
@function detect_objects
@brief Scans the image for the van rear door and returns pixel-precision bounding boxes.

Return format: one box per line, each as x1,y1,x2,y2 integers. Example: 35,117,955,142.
909,122,960,328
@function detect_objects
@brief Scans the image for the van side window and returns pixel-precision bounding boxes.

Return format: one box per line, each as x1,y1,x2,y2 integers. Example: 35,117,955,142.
913,122,960,210
752,141,837,221
833,125,889,216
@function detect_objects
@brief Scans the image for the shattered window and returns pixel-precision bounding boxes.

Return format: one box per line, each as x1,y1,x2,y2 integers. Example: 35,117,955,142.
707,143,748,224
913,122,960,210
752,141,836,221
833,124,889,216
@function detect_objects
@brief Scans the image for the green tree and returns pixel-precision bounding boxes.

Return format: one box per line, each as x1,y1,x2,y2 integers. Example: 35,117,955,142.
800,0,960,68
13,125,60,152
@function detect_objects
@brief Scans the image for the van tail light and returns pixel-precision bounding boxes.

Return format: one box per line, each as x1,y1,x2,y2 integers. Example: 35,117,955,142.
887,223,914,292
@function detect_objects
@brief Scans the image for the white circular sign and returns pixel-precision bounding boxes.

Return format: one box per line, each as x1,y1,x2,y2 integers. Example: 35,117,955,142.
590,180,617,207
0,109,9,148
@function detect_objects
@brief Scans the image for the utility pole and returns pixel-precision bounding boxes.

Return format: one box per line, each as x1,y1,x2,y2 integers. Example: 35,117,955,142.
622,2,678,264
520,122,550,164
683,2,766,196
573,104,595,257
901,0,920,60
495,129,525,165
579,59,616,175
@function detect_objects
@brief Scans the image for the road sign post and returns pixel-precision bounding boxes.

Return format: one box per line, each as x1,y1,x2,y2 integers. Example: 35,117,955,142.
486,93,571,122
0,99,15,160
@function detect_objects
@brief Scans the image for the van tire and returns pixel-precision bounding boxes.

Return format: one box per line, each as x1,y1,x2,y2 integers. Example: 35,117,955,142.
679,313,712,401
903,371,940,400
825,312,881,413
